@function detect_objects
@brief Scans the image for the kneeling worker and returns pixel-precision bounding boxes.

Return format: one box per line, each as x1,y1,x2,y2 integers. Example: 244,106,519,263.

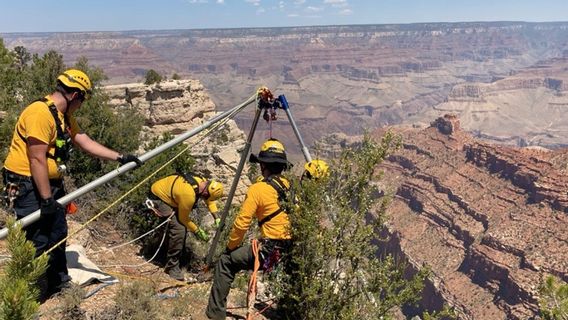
206,138,292,319
147,173,223,281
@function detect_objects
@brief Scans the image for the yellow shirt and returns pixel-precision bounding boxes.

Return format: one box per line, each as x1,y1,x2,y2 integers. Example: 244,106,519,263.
3,97,80,179
150,175,218,232
227,177,292,250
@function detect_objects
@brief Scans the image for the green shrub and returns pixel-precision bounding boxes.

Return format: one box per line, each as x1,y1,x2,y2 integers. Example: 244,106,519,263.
144,69,162,85
272,132,429,319
539,275,568,320
0,217,48,320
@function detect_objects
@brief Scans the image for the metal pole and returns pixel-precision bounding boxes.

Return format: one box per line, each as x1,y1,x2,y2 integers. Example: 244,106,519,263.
0,94,256,240
206,104,263,266
277,95,312,163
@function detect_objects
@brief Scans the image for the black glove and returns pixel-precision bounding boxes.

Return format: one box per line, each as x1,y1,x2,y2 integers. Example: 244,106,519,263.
117,154,142,167
40,197,65,217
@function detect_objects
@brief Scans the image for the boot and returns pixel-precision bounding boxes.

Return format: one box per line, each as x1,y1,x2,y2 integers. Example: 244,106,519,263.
165,266,185,281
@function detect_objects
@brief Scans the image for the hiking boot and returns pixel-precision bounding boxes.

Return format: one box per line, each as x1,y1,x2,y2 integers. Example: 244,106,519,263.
166,267,185,281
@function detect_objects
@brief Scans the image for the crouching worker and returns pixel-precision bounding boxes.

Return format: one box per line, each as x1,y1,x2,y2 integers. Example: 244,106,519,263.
147,173,223,281
206,138,293,319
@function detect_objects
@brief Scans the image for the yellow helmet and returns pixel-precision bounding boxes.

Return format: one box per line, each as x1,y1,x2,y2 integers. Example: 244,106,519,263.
207,180,224,201
304,159,329,179
57,69,92,99
249,138,289,165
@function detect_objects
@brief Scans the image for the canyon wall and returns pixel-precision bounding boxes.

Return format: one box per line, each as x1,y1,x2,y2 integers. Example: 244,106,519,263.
376,115,568,319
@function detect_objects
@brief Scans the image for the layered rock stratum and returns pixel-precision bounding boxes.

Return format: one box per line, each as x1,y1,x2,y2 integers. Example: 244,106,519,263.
4,22,568,154
375,115,567,319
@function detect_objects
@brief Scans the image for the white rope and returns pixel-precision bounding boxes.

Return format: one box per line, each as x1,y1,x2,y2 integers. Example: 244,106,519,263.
90,212,174,254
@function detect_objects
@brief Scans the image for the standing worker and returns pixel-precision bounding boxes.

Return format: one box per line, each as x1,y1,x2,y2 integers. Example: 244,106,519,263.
206,138,293,319
1,69,141,300
147,173,223,281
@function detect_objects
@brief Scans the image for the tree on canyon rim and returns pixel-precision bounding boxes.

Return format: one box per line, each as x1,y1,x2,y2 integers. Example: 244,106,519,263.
271,132,429,319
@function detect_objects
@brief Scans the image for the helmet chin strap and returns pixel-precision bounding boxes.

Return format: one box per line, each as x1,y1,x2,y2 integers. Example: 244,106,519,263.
56,88,73,113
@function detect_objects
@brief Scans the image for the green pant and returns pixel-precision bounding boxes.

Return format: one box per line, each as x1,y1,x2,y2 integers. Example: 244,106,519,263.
165,212,188,272
206,244,255,319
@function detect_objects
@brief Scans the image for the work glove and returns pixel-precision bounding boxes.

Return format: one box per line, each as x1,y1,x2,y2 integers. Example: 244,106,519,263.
40,197,65,217
194,228,209,242
214,218,221,228
117,154,142,167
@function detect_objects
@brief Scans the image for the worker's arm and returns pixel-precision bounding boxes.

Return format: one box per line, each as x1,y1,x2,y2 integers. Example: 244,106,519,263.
27,138,52,199
227,186,259,250
177,197,199,233
72,132,121,161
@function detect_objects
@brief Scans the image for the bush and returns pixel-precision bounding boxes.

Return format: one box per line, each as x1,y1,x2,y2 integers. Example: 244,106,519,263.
539,275,568,320
144,69,162,85
0,217,48,320
272,132,429,319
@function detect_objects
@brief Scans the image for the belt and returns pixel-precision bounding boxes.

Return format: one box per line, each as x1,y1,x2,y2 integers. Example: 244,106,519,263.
2,168,32,182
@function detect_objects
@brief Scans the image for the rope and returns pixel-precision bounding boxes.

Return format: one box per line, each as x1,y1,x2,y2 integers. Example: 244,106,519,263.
246,239,261,320
90,212,173,255
44,99,244,256
97,215,169,268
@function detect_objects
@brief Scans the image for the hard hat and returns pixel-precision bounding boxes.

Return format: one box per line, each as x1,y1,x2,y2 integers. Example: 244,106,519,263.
207,180,224,201
304,159,329,179
249,138,290,165
57,69,92,99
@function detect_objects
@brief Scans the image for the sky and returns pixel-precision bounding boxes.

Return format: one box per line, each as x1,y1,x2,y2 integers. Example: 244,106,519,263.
0,0,567,33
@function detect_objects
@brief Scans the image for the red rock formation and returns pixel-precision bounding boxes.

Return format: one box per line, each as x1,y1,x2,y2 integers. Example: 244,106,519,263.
376,116,568,319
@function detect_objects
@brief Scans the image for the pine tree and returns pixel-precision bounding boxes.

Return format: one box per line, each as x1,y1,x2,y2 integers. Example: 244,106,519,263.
272,132,429,319
0,218,48,320
539,275,568,320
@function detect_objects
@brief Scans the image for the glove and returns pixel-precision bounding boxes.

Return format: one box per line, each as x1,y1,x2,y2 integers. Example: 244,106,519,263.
214,218,221,228
194,228,209,242
117,154,142,167
40,197,65,217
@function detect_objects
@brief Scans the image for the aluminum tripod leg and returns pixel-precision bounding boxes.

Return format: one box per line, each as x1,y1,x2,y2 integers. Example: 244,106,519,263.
277,95,312,162
0,94,256,240
206,106,263,266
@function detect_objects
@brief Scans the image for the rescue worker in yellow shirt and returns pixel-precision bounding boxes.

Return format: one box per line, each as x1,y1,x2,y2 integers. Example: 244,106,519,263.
147,173,223,281
206,138,292,319
302,159,330,180
1,69,141,300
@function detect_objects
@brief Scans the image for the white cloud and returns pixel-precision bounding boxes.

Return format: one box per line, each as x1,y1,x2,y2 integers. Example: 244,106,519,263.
288,13,299,17
256,7,266,14
279,1,285,9
338,8,352,15
306,6,323,13
186,0,208,3
323,0,346,3
294,0,306,4
216,0,224,3
246,0,261,6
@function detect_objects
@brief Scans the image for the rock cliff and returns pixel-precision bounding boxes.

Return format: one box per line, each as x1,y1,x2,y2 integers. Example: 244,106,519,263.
376,115,568,319
104,79,251,200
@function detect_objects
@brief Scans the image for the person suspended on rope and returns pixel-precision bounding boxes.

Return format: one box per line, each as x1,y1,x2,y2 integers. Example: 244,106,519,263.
206,138,293,320
1,69,142,302
147,173,223,281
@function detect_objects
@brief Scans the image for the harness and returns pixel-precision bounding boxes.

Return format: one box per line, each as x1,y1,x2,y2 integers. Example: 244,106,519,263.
16,98,73,170
170,172,203,210
257,174,291,227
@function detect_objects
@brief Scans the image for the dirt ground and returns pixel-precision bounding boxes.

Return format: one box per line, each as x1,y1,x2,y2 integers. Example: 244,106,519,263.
0,214,276,320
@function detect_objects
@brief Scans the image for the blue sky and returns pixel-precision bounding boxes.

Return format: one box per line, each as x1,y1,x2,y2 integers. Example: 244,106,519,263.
1,0,567,33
